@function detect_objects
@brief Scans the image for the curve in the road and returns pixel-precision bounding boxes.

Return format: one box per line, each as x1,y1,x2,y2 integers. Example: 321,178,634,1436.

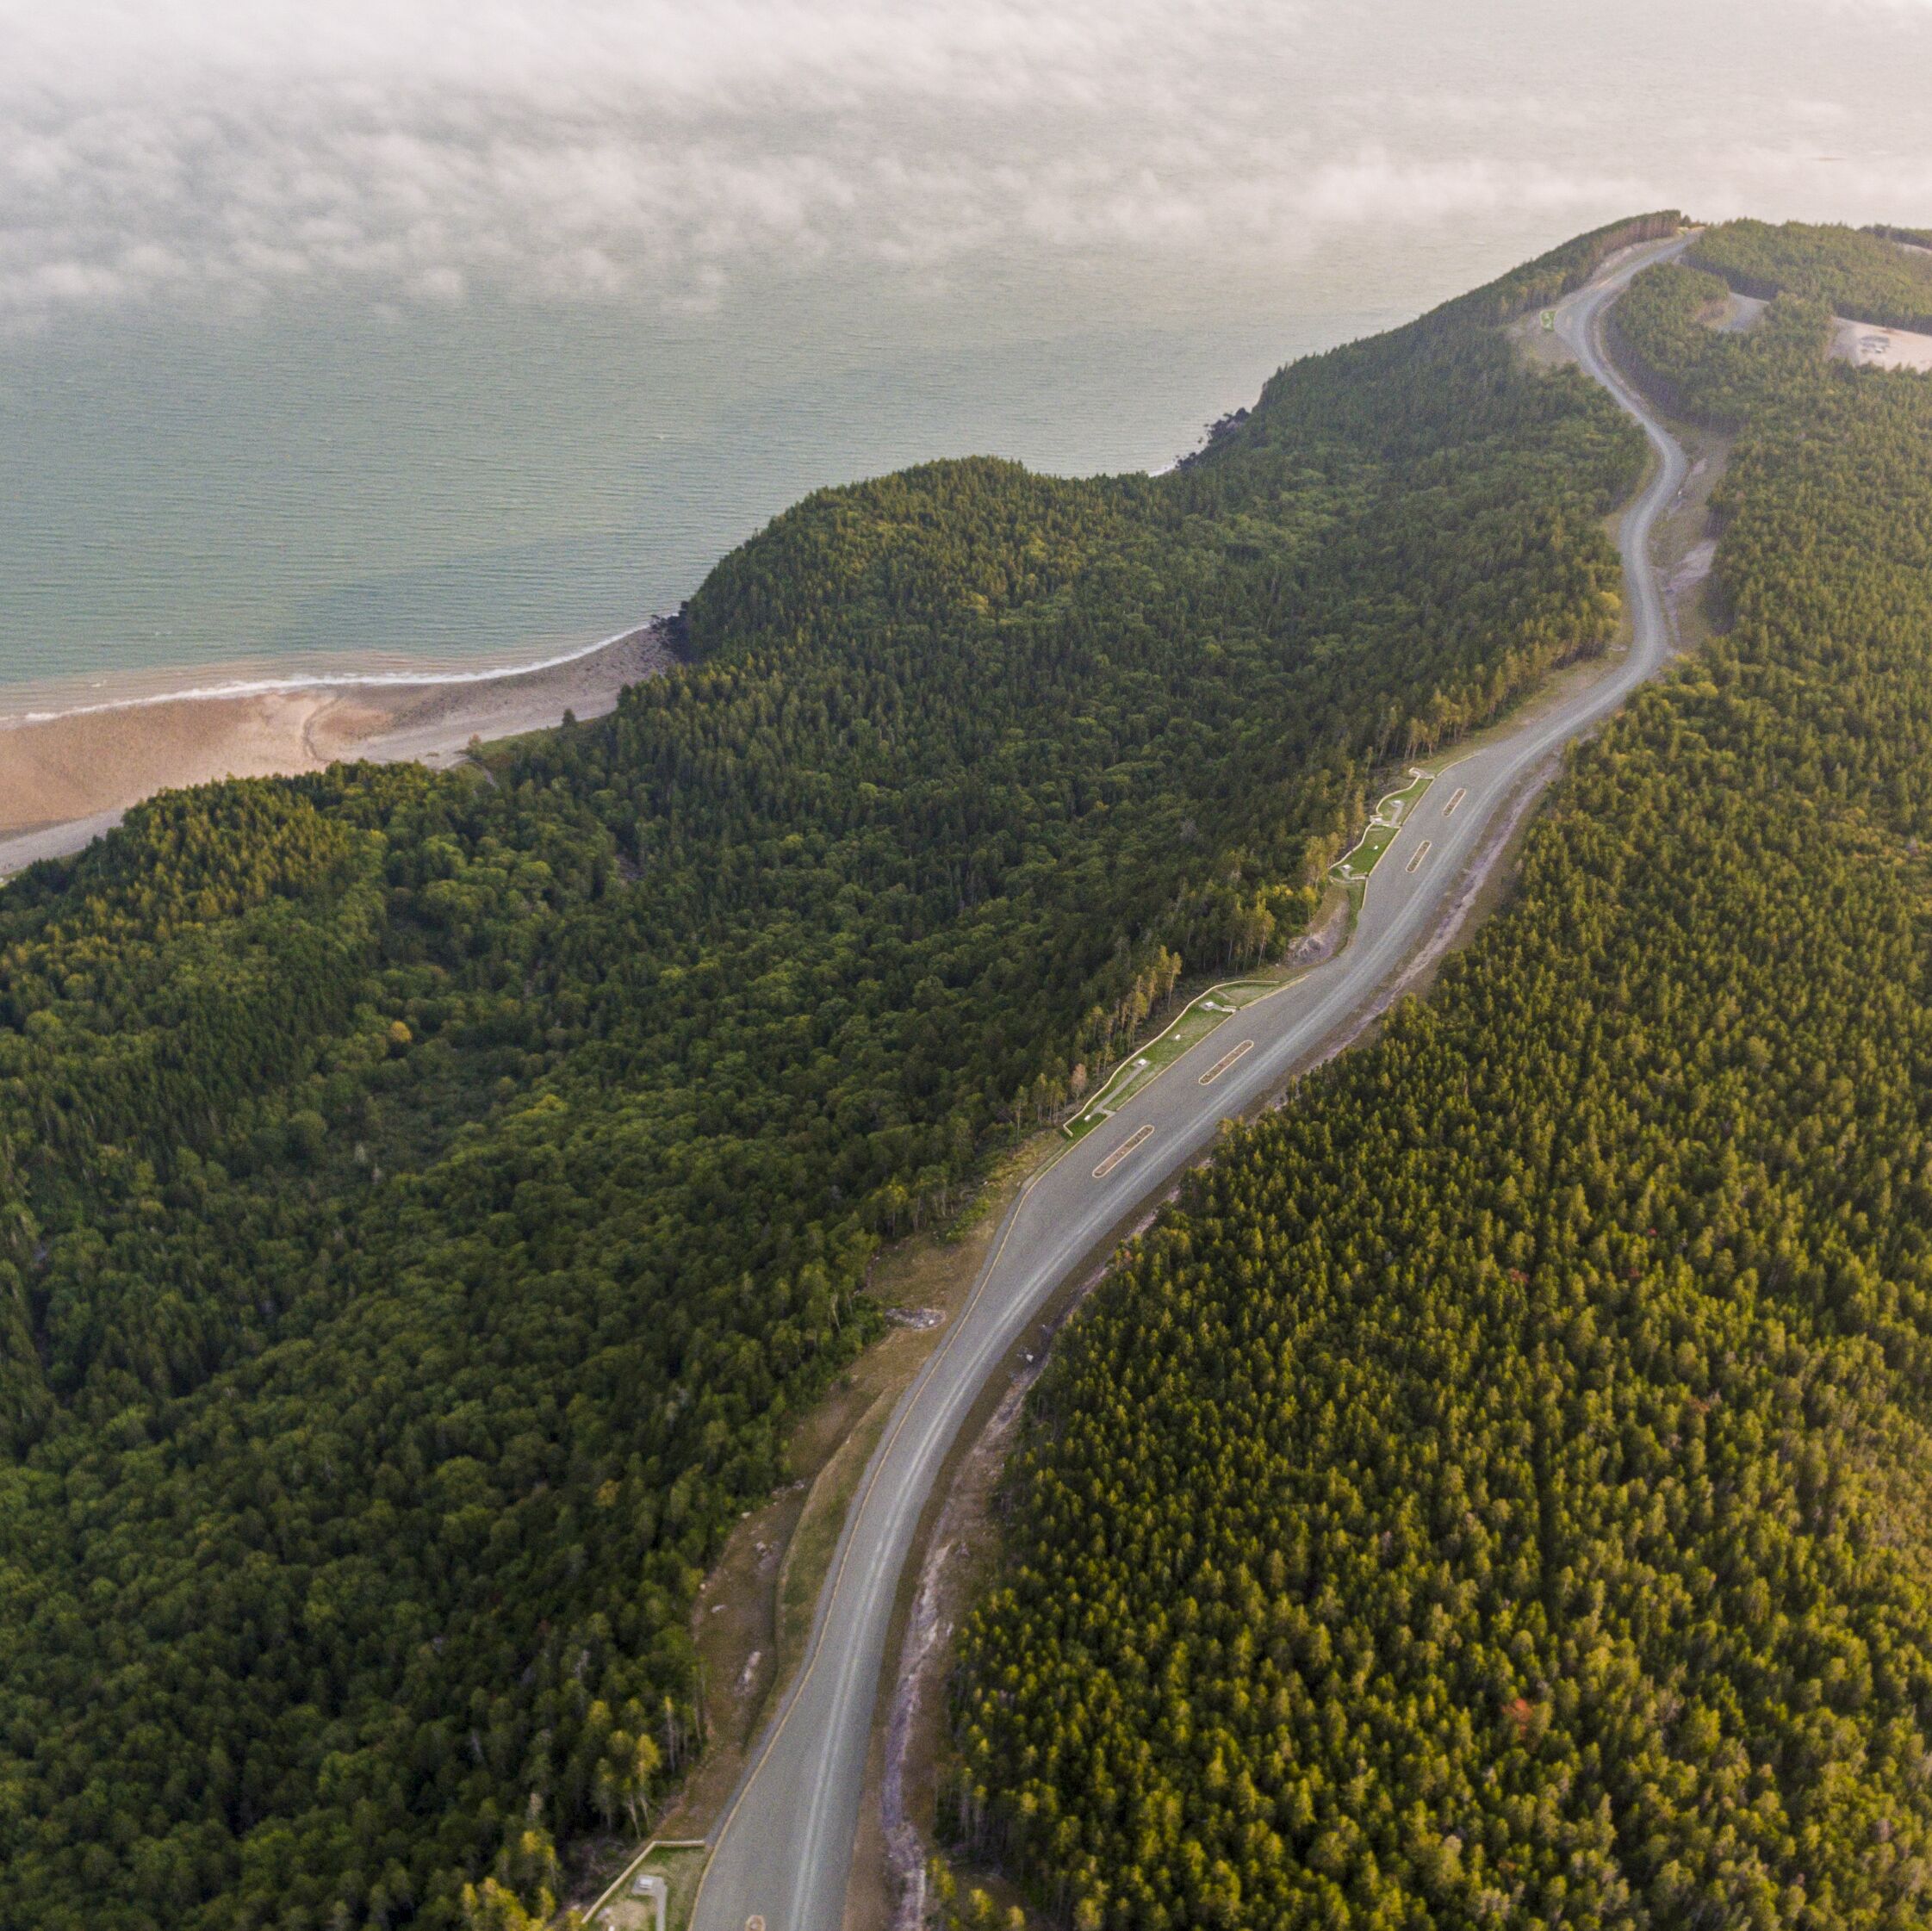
689,233,1693,1931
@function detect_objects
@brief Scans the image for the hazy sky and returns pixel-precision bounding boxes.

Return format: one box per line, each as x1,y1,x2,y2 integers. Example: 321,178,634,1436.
6,0,1932,332
6,0,1932,709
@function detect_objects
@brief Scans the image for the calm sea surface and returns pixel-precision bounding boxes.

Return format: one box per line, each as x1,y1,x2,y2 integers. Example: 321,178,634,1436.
3,0,1927,718
0,259,1416,717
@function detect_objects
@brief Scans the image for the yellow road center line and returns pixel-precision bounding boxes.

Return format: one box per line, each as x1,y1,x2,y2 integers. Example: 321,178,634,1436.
1407,840,1432,873
1198,1039,1255,1086
1093,1122,1154,1179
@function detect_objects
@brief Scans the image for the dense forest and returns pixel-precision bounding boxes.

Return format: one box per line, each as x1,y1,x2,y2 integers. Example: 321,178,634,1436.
1692,217,1932,334
0,220,1667,1928
950,223,1932,1927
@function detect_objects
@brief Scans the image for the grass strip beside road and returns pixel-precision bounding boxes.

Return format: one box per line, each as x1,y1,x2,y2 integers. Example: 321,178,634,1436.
584,1841,709,1931
1065,1002,1227,1140
775,1396,899,1686
1330,766,1435,888
1063,903,1353,1142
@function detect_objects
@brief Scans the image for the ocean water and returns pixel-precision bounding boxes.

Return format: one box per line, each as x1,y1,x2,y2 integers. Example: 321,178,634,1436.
0,260,1417,718
0,292,1361,716
4,0,1929,718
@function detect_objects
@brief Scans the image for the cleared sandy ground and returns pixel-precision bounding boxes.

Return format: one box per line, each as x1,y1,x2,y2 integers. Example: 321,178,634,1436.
1832,314,1932,370
1715,291,1767,333
0,623,672,874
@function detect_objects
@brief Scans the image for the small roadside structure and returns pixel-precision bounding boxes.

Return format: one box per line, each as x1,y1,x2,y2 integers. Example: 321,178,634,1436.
631,1872,668,1931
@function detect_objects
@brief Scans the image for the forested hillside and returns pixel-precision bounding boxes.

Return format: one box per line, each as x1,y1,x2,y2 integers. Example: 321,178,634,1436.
951,223,1932,1928
0,219,1662,1931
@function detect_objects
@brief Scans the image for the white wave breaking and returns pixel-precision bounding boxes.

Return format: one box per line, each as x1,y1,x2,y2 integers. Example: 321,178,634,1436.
0,618,663,730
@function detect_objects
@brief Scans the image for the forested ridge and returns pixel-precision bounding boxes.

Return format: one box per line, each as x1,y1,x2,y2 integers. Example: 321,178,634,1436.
950,223,1932,1928
0,219,1662,1930
1691,218,1932,336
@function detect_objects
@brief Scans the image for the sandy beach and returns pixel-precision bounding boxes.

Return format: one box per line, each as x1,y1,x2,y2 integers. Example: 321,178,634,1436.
0,622,673,876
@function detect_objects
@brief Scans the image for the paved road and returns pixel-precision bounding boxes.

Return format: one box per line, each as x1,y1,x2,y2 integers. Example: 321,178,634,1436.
688,235,1691,1931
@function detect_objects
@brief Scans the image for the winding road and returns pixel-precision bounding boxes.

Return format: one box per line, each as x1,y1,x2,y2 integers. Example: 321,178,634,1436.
688,234,1693,1931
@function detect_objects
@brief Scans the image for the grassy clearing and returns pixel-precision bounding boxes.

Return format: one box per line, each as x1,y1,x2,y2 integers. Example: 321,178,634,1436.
1339,815,1401,875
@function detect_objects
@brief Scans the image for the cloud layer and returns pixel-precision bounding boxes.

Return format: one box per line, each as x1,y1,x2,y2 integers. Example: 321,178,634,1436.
3,0,1929,330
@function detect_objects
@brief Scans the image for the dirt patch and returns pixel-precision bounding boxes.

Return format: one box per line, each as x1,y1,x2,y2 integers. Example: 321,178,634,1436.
1506,307,1578,371
1653,426,1733,650
1831,314,1932,371
1705,291,1767,335
1666,537,1718,622
658,1481,806,1841
1285,884,1350,967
